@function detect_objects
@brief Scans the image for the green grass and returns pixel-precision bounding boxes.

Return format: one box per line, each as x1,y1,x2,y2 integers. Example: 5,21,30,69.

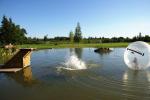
17,43,129,49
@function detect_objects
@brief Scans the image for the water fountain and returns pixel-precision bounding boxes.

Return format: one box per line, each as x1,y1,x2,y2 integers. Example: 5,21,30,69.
64,52,86,70
57,48,87,70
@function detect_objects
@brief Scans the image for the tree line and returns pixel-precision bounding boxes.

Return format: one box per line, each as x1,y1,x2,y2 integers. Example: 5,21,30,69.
83,33,150,43
0,16,27,45
0,16,150,45
27,32,150,44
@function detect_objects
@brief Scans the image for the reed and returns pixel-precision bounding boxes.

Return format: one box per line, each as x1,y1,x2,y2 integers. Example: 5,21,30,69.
0,48,18,64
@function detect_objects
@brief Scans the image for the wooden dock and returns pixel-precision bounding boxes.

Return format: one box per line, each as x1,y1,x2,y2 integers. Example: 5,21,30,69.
0,68,22,73
0,48,34,73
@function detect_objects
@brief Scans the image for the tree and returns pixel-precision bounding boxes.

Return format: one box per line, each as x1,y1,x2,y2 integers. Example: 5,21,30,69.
74,22,82,42
0,16,11,44
0,16,27,44
138,32,142,40
44,34,48,41
143,35,150,42
69,31,74,43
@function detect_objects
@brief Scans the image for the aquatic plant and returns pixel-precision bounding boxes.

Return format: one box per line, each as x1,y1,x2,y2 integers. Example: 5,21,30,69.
0,48,18,63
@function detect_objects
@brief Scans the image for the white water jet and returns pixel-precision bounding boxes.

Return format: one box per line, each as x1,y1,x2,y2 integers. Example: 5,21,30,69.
64,53,87,70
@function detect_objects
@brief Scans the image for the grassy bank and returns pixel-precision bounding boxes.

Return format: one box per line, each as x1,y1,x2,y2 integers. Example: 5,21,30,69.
17,43,129,49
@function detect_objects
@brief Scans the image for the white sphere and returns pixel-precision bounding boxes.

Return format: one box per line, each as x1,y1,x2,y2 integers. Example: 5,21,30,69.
124,41,150,70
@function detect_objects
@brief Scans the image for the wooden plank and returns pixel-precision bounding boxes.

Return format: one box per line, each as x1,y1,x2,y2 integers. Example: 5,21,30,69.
0,68,22,73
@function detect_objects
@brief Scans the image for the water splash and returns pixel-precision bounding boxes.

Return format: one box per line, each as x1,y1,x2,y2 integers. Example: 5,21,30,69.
64,53,86,70
56,49,99,71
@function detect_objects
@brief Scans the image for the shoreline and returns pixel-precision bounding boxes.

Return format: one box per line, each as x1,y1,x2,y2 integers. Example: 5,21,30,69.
16,43,129,49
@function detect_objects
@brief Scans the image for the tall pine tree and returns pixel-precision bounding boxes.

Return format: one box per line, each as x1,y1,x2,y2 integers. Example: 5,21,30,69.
74,22,82,42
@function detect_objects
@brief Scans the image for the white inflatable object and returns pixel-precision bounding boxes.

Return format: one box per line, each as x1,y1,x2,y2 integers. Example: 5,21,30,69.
124,41,150,70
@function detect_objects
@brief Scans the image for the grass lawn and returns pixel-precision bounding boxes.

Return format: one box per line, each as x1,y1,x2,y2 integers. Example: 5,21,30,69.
16,43,129,49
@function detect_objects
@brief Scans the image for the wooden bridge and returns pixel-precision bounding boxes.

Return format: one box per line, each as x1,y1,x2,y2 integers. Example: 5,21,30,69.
0,48,34,73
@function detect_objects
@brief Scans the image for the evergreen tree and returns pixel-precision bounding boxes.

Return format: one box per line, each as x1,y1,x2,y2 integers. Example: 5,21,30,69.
0,16,10,44
69,31,74,43
138,32,142,40
74,22,82,42
0,16,27,44
44,34,48,41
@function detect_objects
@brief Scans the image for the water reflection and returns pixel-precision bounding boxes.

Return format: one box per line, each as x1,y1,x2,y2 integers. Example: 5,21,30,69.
122,69,150,99
44,49,51,54
6,66,38,87
146,71,150,82
69,48,83,58
74,48,83,59
95,50,112,56
22,67,33,83
123,69,149,82
123,69,150,89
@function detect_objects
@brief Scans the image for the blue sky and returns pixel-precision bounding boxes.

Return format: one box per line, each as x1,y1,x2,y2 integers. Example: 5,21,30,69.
0,0,150,38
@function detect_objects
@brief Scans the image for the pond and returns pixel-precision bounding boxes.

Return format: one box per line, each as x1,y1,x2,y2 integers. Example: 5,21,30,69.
0,48,150,100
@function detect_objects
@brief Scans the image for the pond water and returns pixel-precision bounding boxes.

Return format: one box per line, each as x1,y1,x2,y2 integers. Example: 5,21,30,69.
0,48,150,100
